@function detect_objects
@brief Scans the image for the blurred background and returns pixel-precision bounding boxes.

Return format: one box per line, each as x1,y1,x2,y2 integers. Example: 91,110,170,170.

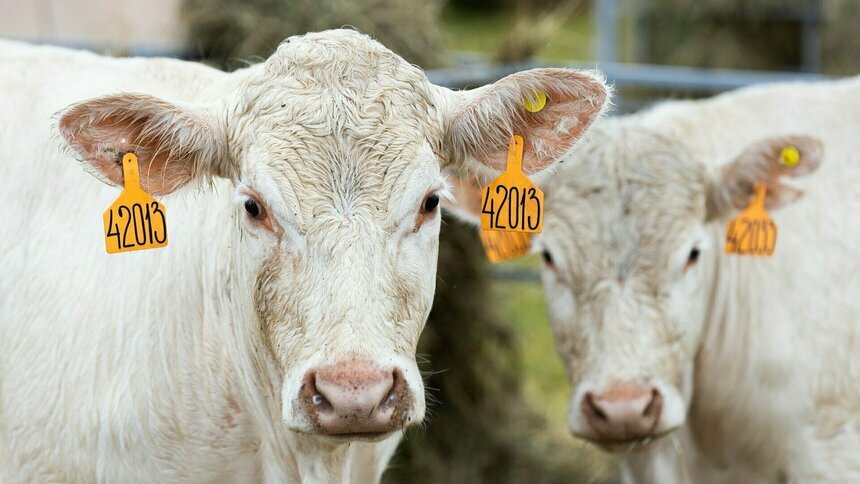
2,0,856,482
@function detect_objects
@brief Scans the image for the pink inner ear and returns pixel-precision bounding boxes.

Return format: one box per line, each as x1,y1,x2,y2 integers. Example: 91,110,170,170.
60,105,197,196
720,134,824,211
461,70,608,175
517,86,606,174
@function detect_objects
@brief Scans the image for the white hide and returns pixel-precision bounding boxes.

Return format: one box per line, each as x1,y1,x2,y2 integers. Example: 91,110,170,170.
0,31,609,483
0,37,396,484
539,77,860,483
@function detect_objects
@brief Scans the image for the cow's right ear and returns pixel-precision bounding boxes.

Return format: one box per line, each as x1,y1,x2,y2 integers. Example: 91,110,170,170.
58,93,229,195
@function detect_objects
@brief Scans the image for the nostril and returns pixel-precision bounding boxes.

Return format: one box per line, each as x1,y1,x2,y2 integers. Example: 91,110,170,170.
642,388,663,420
304,370,333,413
380,369,405,409
584,392,608,422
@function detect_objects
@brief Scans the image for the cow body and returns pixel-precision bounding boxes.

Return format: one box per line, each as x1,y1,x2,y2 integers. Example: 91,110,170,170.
0,40,383,483
538,78,860,482
0,32,609,482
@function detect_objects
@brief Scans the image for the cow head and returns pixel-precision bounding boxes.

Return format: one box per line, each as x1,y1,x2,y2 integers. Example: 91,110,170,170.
57,29,608,442
538,122,821,450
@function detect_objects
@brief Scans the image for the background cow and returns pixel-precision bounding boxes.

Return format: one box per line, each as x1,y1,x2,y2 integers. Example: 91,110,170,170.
536,78,860,482
0,30,608,482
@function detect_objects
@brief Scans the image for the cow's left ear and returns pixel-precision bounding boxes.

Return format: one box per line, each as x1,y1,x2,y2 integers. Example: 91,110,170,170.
706,135,823,220
438,68,610,177
436,68,609,224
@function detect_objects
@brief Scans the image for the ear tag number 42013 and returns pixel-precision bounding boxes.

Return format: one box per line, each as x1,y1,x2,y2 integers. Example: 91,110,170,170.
103,153,168,254
480,135,544,234
725,182,777,256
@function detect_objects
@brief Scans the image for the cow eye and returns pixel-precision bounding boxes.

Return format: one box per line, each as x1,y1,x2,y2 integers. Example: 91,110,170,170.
244,198,262,218
542,250,554,266
422,193,440,213
685,247,700,271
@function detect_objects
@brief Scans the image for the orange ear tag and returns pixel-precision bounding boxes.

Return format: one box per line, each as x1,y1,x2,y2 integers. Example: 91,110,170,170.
479,228,532,263
103,153,169,254
480,135,544,234
725,182,777,256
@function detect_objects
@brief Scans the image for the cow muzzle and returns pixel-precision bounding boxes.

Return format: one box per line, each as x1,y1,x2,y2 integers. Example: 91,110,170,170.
569,379,685,450
582,383,662,441
299,360,415,440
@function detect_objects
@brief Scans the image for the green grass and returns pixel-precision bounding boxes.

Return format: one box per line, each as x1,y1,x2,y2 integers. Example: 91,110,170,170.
492,279,568,428
440,5,614,478
440,6,595,63
439,4,592,435
489,256,617,480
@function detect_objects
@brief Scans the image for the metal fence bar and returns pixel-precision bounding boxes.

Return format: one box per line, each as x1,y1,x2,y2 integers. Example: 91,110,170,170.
21,39,831,94
595,0,620,64
592,61,830,91
800,0,822,73
425,58,831,91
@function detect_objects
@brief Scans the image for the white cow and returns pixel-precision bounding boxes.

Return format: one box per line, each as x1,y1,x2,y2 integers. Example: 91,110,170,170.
533,78,860,482
0,30,609,482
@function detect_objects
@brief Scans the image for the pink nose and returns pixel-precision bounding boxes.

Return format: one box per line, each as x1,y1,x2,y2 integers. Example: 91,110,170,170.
581,384,663,443
301,361,410,436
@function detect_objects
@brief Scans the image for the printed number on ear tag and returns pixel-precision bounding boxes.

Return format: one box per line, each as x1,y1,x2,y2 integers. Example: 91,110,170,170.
479,229,532,263
103,153,168,254
480,135,544,234
725,182,777,256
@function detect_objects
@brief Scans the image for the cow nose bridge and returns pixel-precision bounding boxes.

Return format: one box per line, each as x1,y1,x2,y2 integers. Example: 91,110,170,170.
319,250,389,305
301,360,413,437
580,383,663,443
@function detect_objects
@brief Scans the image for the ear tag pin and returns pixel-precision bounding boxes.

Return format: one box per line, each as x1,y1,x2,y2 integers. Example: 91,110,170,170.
103,152,169,254
725,182,777,256
480,134,544,235
780,145,800,167
524,90,547,113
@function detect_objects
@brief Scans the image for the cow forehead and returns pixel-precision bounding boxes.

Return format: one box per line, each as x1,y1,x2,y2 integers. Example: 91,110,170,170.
254,127,439,228
544,124,708,279
236,31,446,229
245,30,438,124
268,30,427,86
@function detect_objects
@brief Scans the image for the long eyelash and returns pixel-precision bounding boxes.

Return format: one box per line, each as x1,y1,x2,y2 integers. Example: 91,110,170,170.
435,186,453,204
232,194,250,208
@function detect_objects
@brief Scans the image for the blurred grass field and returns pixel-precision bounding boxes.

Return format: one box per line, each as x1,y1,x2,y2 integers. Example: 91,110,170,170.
488,254,617,481
439,5,592,440
439,7,615,478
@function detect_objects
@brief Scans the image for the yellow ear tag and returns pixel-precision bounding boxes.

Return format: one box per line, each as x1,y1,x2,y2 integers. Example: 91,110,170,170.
779,145,800,167
103,153,168,254
479,228,532,263
480,135,544,234
725,182,777,256
523,90,547,113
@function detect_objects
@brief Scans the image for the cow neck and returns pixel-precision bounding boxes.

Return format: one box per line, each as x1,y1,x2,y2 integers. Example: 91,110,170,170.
688,224,798,477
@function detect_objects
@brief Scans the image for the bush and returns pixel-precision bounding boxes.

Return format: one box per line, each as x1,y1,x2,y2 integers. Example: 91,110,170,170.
632,0,860,74
182,0,443,69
